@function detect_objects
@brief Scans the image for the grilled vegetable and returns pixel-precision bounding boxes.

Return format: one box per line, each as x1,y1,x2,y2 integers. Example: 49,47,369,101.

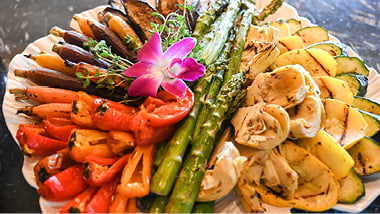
277,35,304,55
24,53,76,76
87,19,137,62
17,103,72,119
322,98,367,149
52,42,111,68
334,56,370,76
245,65,307,109
314,76,354,105
285,18,302,34
348,137,380,175
335,73,368,96
292,26,329,46
338,167,365,204
122,0,163,42
231,103,290,150
352,96,380,115
157,0,184,17
269,20,290,38
10,86,76,104
357,109,380,141
276,48,337,77
73,14,96,38
307,41,348,56
297,130,354,180
50,26,89,48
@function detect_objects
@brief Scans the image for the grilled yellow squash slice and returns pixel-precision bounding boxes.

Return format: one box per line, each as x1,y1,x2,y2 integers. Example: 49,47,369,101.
314,76,354,105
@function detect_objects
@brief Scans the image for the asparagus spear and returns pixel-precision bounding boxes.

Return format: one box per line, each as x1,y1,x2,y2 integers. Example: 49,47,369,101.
149,0,241,197
192,201,216,213
164,2,255,212
252,0,284,24
192,0,229,38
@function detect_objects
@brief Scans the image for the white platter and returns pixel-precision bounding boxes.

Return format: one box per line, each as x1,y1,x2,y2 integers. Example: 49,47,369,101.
3,0,380,213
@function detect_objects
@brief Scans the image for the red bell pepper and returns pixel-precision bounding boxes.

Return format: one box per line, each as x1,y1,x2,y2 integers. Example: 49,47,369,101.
70,91,97,128
16,124,45,147
38,164,88,201
107,131,135,155
85,177,119,213
20,129,68,156
83,154,130,187
140,88,194,127
59,186,98,213
118,144,156,198
91,98,136,131
43,117,80,141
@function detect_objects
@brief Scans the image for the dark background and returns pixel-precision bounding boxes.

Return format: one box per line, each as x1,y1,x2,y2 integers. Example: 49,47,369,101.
0,0,379,212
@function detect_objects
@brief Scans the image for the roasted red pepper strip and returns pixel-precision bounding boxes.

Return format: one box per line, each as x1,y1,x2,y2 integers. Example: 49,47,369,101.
38,164,88,201
84,155,119,165
118,144,156,198
91,98,136,131
85,177,119,213
84,153,130,187
21,129,68,156
140,88,194,127
16,124,45,147
34,148,74,188
71,91,97,128
43,117,80,141
59,186,98,213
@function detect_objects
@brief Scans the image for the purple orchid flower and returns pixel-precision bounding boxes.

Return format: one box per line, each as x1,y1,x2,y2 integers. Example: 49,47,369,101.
123,32,205,98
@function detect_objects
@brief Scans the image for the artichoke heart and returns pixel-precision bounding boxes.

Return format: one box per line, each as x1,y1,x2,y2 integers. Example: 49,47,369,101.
288,94,323,139
231,102,290,150
241,25,280,81
245,65,307,109
197,141,247,202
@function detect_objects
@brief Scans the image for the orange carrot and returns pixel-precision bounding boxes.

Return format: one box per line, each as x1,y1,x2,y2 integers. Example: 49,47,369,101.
10,86,77,104
17,103,72,119
73,14,96,39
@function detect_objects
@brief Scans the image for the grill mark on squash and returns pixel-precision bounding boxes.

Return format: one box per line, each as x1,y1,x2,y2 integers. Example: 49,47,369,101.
278,40,290,51
319,78,333,98
339,106,350,145
304,49,331,76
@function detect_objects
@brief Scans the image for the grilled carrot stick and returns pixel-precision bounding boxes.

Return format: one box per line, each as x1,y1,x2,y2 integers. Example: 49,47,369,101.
14,68,125,101
104,12,142,50
24,53,76,76
73,14,96,39
17,103,72,119
50,26,89,48
10,86,77,104
52,42,111,68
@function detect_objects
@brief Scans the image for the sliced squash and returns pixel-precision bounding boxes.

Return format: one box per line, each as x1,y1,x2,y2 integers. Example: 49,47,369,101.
334,56,369,76
254,141,339,212
293,26,329,46
352,96,380,115
357,109,380,141
314,76,353,105
335,73,368,97
277,36,304,55
348,137,380,175
270,20,290,38
297,130,354,180
338,167,365,204
286,18,302,35
322,99,367,149
276,48,337,77
306,41,348,56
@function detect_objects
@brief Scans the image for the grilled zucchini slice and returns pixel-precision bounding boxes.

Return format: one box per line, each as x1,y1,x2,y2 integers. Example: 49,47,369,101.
334,56,370,76
348,137,380,175
306,41,348,56
335,73,368,96
292,26,329,46
338,167,365,204
276,48,337,77
352,96,380,115
322,99,367,149
357,109,380,141
286,18,302,34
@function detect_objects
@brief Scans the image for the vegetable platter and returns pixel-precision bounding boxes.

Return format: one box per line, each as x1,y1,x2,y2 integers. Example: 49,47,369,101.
3,0,380,213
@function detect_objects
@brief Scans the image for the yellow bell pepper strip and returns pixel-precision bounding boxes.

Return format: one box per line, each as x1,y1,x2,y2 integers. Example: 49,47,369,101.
118,144,156,198
68,128,116,163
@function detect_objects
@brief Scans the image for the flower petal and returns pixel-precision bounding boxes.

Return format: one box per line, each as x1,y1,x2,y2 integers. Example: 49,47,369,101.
137,32,163,63
161,79,187,97
169,57,205,81
123,62,157,78
128,74,163,97
164,37,196,60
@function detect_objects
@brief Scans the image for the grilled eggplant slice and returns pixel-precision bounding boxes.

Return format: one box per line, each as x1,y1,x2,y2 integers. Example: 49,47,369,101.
123,0,163,42
157,0,184,17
